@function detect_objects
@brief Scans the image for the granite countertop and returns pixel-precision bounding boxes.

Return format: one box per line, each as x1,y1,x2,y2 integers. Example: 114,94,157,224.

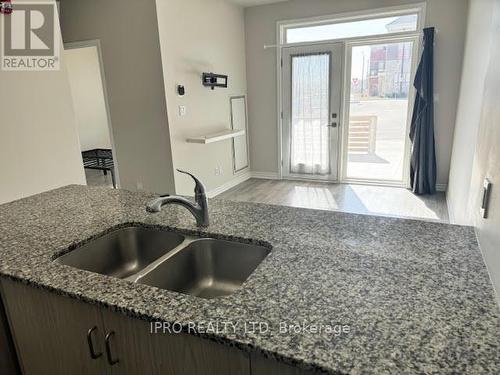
0,185,499,374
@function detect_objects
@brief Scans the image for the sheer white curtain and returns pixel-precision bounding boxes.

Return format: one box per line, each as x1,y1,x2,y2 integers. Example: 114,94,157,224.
290,53,330,175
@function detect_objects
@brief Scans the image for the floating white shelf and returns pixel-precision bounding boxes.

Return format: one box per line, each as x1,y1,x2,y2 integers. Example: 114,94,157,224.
186,129,245,144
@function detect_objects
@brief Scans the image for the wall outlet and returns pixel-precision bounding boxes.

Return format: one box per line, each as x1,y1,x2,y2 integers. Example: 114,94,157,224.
178,105,187,117
214,165,224,176
136,181,144,191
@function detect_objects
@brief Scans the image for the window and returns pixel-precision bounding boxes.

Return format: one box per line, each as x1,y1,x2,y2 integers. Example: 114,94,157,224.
285,14,419,44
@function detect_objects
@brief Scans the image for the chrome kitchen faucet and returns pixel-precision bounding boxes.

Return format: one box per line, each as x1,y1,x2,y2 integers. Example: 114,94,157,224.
146,170,209,227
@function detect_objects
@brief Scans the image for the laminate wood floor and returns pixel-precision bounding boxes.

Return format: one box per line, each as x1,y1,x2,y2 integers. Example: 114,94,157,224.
218,178,449,223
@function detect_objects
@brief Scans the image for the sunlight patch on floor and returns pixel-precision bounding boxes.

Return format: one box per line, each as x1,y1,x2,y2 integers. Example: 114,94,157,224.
219,179,448,223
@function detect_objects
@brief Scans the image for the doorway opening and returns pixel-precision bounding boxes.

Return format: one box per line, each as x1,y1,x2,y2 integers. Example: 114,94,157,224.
279,4,424,187
64,41,119,188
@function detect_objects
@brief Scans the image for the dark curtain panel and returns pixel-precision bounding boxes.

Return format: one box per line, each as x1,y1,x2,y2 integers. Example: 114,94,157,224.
409,27,437,195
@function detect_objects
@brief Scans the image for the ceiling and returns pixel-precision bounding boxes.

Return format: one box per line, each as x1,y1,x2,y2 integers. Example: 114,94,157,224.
229,0,289,7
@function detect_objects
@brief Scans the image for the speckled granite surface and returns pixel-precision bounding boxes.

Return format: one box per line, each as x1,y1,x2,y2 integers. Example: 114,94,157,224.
0,185,499,374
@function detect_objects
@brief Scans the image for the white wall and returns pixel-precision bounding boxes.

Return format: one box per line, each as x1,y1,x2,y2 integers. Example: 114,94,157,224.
448,0,500,303
155,0,248,196
447,0,495,225
244,0,468,187
0,0,86,205
60,0,176,194
65,46,112,152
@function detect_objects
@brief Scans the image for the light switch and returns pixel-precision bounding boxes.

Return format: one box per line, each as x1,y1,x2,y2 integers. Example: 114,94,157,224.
481,178,492,219
178,105,187,116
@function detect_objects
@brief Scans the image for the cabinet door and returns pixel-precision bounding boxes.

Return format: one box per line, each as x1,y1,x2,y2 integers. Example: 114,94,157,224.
250,353,321,375
0,294,20,374
0,279,108,375
101,308,251,375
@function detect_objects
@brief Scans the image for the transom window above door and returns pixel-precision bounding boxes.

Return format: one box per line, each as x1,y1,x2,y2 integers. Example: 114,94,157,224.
283,7,423,44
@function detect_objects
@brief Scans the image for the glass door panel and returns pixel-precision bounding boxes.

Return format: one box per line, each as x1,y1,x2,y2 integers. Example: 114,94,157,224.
345,40,415,183
282,43,343,181
290,53,331,175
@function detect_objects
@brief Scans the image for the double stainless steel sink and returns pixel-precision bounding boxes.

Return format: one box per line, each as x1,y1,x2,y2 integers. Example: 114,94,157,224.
55,226,271,299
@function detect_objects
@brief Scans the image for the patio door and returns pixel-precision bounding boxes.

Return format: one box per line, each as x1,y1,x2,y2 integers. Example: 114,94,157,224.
342,37,419,185
282,43,343,181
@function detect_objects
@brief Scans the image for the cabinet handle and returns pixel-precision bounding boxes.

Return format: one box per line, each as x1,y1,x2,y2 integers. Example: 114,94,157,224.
105,331,119,366
87,326,103,359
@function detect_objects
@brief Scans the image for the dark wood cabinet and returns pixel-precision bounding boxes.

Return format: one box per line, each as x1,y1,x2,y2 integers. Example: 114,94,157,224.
1,279,316,375
1,279,107,375
0,279,250,375
0,294,20,375
251,353,320,375
100,308,250,375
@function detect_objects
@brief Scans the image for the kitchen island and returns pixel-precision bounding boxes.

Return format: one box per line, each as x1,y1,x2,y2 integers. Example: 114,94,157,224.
0,185,499,374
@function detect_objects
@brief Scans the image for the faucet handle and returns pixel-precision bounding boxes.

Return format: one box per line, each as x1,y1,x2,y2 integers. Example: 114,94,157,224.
176,169,207,197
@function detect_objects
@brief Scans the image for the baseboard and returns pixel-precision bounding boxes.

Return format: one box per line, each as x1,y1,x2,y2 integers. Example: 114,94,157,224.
436,184,448,192
211,171,447,194
207,170,251,198
250,171,280,180
248,173,448,192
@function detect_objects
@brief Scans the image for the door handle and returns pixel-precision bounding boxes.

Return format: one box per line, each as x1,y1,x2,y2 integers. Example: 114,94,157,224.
87,326,103,359
105,331,119,366
327,122,338,128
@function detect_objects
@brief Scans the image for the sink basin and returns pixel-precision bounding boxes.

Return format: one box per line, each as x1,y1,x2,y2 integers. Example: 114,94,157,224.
56,226,185,278
137,238,271,299
55,226,270,299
